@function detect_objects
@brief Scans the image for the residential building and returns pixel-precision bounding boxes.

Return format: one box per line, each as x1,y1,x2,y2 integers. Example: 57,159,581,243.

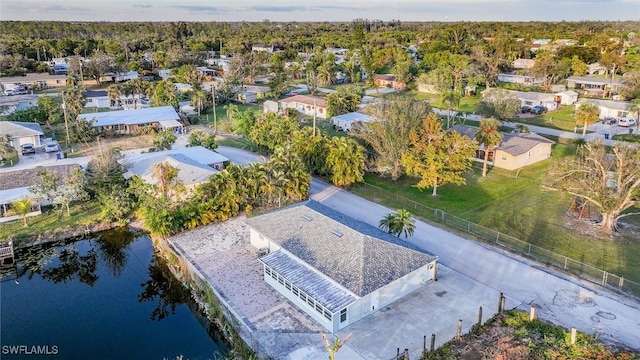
251,44,276,53
78,106,183,134
373,74,406,90
452,125,555,171
587,63,607,76
503,90,560,110
279,95,328,119
575,99,636,119
331,112,375,132
566,76,624,96
497,73,545,86
246,200,438,333
513,59,535,69
0,95,39,116
555,90,579,105
0,121,44,149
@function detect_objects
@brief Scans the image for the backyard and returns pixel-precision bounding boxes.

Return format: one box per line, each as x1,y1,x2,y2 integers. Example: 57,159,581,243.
351,143,640,288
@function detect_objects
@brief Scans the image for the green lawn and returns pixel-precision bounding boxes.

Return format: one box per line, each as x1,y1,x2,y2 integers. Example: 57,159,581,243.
515,107,579,132
351,143,640,288
0,202,103,243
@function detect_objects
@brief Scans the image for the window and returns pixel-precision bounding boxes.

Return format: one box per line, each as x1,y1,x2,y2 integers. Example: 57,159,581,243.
265,268,271,276
292,287,299,296
285,281,291,290
307,297,314,307
340,308,347,323
300,293,307,302
315,303,323,314
324,309,332,320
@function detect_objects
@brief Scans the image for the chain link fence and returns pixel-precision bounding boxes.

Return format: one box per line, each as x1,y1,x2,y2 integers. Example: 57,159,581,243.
357,182,640,298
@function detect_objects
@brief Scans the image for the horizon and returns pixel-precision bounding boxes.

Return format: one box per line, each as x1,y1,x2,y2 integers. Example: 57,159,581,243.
2,0,639,23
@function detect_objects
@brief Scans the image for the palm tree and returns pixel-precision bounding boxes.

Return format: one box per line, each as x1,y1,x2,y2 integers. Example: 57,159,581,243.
572,137,587,155
474,119,503,177
320,332,352,360
575,103,600,136
326,137,366,187
9,197,33,227
107,84,122,108
442,91,461,129
129,78,147,109
378,209,416,238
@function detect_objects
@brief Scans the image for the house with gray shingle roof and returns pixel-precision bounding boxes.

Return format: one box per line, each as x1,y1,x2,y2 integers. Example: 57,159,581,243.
576,99,637,120
451,125,554,171
0,121,44,149
245,200,438,333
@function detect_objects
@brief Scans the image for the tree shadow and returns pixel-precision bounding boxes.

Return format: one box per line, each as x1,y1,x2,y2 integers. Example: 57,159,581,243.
138,254,190,321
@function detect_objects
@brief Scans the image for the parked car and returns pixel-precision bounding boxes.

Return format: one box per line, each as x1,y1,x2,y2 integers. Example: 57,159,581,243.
602,117,617,125
44,143,59,153
520,105,532,113
531,106,547,115
20,143,35,155
618,117,637,127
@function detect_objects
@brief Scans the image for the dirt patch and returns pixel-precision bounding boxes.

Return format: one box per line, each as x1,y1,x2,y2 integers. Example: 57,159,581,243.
74,134,155,156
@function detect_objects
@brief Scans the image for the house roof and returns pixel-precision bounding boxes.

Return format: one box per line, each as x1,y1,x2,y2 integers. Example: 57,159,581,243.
260,250,357,312
279,95,327,108
119,146,227,185
0,121,44,138
0,164,79,192
330,112,374,123
505,90,556,102
121,153,218,186
374,74,397,81
243,85,271,93
567,76,624,85
78,106,179,127
245,200,436,298
577,99,631,111
451,124,554,156
557,90,579,96
0,186,32,205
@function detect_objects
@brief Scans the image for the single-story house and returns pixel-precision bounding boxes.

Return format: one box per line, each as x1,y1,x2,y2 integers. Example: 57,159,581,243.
78,106,184,135
451,125,555,171
1,74,67,90
279,95,328,119
566,76,624,96
242,85,272,99
331,112,375,132
575,99,636,119
0,95,39,115
513,59,535,69
587,63,607,76
504,90,560,110
263,100,279,113
0,121,44,149
555,90,579,105
119,146,228,190
0,165,79,224
246,200,438,333
251,44,276,53
373,74,406,90
497,73,545,86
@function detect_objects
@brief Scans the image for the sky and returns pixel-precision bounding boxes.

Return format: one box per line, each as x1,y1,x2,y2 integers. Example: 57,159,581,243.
1,0,639,22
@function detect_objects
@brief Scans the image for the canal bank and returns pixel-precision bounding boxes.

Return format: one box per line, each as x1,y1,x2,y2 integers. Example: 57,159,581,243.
158,217,507,360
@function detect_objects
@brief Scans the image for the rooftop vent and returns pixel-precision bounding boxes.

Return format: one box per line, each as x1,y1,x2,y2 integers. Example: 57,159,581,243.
331,229,344,237
302,214,313,221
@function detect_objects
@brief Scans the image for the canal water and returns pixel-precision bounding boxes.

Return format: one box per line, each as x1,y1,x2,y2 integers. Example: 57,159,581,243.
0,229,228,359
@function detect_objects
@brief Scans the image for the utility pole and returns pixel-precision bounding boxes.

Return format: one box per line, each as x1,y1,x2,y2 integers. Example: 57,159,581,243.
212,85,217,134
78,57,85,89
313,99,317,137
62,92,71,147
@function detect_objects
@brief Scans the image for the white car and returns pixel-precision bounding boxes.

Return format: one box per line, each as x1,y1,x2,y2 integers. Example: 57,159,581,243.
44,143,59,153
618,117,637,127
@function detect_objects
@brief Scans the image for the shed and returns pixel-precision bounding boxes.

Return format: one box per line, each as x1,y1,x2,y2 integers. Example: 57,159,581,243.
263,100,279,113
555,90,579,105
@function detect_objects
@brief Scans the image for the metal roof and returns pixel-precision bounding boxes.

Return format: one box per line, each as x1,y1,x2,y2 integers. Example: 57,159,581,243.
78,106,179,127
245,201,437,297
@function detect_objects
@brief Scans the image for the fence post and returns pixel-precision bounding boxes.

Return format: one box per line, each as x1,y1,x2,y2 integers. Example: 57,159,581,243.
528,243,531,255
498,292,504,313
456,319,462,340
496,232,500,243
397,348,400,358
529,306,536,321
467,221,471,232
564,257,568,270
477,306,483,326
404,348,409,360
430,334,436,352
570,327,577,344
602,271,607,285
423,335,426,356
619,277,624,288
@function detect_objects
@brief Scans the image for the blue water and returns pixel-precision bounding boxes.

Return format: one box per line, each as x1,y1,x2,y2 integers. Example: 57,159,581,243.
0,230,228,359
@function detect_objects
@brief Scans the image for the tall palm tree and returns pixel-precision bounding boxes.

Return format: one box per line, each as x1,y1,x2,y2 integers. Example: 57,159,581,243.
474,119,503,177
107,84,122,108
378,209,416,238
575,103,600,136
9,197,33,227
129,78,147,109
442,91,461,129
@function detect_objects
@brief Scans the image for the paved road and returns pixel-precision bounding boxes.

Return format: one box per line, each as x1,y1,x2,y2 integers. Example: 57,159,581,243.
219,147,640,351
